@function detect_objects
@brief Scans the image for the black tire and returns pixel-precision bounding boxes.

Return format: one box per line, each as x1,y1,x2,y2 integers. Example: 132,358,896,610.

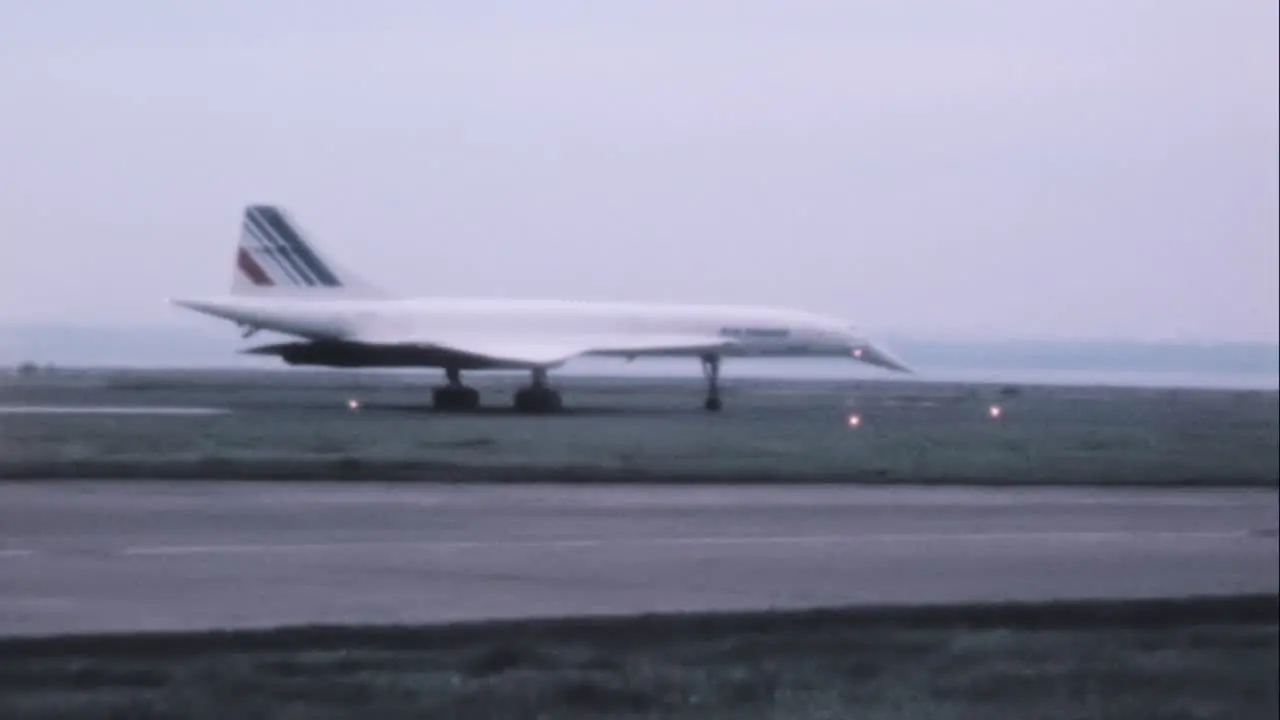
434,386,480,412
514,388,562,413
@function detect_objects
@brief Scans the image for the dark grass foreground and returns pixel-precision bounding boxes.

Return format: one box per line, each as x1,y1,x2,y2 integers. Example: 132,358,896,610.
1,372,1277,485
1,595,1276,719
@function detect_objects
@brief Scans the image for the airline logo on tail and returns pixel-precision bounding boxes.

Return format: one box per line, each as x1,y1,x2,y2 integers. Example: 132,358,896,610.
237,205,343,288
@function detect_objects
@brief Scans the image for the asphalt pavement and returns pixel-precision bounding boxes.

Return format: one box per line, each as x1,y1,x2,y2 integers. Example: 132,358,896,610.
1,481,1275,637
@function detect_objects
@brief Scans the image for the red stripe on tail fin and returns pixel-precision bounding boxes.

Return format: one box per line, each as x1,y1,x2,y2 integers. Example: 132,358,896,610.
237,248,274,286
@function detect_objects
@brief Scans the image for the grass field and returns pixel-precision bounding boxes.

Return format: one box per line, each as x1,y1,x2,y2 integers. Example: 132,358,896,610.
1,369,1276,484
0,595,1275,719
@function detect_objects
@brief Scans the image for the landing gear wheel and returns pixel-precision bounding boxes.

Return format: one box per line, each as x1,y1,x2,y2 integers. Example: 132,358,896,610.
704,396,723,412
514,387,563,413
433,385,480,412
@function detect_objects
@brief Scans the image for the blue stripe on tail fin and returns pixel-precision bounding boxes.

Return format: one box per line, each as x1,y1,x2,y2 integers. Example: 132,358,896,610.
231,204,389,298
251,206,343,287
241,206,341,288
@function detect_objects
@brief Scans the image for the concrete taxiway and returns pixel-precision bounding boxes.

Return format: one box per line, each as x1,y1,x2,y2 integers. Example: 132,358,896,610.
0,482,1276,637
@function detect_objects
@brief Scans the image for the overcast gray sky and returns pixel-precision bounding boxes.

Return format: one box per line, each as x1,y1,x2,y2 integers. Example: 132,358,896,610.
2,0,1276,342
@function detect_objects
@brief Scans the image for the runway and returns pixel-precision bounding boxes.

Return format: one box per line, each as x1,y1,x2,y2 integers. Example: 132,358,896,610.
1,481,1276,637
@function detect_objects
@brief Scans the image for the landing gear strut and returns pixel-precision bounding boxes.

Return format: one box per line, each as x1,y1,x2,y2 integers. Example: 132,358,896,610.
432,367,480,411
702,354,722,412
514,368,563,413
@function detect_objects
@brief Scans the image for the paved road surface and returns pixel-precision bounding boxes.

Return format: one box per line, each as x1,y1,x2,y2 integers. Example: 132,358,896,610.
0,482,1276,637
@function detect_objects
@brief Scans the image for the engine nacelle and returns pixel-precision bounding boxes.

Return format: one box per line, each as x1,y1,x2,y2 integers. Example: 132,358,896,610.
247,341,437,368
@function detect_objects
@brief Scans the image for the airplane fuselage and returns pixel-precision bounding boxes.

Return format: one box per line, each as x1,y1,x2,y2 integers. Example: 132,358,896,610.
175,295,878,366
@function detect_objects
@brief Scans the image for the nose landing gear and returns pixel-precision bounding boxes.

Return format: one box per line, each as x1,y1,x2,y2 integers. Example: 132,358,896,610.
702,354,722,412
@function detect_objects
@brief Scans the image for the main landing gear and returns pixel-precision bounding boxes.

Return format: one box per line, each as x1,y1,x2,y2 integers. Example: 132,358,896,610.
514,368,562,413
431,360,720,414
702,354,722,412
432,367,480,412
431,367,564,413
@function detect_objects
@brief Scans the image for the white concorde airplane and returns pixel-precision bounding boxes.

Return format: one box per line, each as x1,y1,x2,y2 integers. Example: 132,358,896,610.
170,205,910,412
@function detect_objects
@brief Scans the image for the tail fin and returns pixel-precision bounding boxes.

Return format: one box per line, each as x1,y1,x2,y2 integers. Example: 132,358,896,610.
231,204,387,298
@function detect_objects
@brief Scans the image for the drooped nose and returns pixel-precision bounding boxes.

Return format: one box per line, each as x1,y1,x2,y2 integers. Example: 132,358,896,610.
849,339,912,373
